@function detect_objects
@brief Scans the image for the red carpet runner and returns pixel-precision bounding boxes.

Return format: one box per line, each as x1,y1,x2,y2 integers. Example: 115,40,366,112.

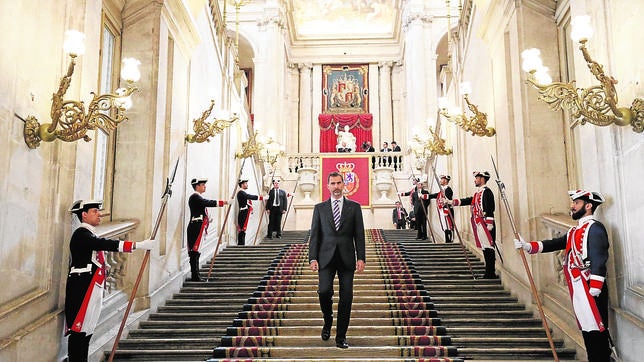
212,229,463,361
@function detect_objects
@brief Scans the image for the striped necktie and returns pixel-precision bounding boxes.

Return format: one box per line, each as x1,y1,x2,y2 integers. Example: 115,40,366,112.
333,199,341,230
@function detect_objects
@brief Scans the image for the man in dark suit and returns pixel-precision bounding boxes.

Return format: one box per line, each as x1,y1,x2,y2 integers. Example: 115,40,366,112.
309,171,366,349
265,179,291,239
391,141,402,171
392,201,408,229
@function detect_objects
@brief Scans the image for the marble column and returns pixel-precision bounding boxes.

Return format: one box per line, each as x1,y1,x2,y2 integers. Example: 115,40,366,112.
298,63,313,153
378,61,394,143
255,7,286,143
402,3,434,137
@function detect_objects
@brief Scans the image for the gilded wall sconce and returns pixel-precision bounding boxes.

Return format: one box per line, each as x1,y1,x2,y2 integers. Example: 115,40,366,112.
259,136,285,167
235,130,263,159
438,82,496,137
185,100,239,143
23,30,140,149
521,15,643,133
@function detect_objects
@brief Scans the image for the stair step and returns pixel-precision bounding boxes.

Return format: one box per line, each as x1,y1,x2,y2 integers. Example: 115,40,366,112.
108,230,576,361
212,345,459,359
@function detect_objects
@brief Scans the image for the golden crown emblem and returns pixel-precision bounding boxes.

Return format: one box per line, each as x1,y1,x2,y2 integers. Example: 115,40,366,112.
336,162,355,174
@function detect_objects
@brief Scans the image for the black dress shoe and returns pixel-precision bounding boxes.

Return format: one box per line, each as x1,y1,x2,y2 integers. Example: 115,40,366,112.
276,235,281,238
335,339,349,349
321,326,331,341
266,236,272,239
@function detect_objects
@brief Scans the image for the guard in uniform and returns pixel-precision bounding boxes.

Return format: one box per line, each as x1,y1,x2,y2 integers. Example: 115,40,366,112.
236,179,264,245
399,179,431,240
65,200,154,362
428,175,454,243
265,179,292,239
187,178,227,281
450,171,497,278
515,190,611,361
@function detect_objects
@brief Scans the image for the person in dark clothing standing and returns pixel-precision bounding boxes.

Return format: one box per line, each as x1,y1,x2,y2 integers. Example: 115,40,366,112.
187,178,227,281
309,171,366,349
399,180,431,240
449,171,497,278
515,189,612,362
428,175,454,243
236,179,264,245
65,200,154,361
391,141,402,171
265,179,292,238
392,201,408,229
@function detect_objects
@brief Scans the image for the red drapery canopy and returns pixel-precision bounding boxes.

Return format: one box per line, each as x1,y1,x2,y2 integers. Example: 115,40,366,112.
318,113,373,153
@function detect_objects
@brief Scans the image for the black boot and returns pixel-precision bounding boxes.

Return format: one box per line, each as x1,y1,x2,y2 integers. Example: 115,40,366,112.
238,231,246,246
483,248,497,279
189,251,202,281
445,230,452,243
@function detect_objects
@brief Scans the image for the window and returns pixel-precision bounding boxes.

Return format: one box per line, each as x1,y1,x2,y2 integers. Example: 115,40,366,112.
555,6,580,188
92,14,120,218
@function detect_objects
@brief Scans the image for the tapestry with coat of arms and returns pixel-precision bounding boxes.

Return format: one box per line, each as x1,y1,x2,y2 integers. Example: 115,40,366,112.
321,155,371,206
322,64,369,114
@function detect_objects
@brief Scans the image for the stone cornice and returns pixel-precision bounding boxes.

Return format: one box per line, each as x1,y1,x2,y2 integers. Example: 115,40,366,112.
162,0,201,58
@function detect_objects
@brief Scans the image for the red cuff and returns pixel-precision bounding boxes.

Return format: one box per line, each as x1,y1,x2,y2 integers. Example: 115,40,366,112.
589,275,604,290
122,240,134,252
259,196,264,201
528,241,540,254
453,199,461,206
218,200,225,207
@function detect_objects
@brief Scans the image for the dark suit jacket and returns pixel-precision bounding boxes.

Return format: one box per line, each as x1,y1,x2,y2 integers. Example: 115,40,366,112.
392,207,408,224
309,197,366,270
265,188,287,213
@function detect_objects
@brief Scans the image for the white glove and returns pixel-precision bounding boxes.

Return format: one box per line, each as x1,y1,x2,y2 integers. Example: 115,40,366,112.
486,223,494,231
589,287,601,297
136,239,155,250
513,236,531,253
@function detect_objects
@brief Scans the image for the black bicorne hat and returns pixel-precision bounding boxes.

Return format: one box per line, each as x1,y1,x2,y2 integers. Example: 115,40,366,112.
69,199,103,213
473,170,490,180
191,178,208,186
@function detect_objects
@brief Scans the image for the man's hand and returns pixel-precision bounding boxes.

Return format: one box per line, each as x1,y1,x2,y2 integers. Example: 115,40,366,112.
513,235,532,253
356,260,365,273
310,260,319,272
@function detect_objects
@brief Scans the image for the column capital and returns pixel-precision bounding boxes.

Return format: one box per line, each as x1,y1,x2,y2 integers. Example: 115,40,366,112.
258,14,286,31
297,63,313,72
402,13,433,31
378,61,394,70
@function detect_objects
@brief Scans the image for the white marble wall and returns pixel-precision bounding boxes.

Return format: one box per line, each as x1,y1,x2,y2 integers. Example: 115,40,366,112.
445,0,644,360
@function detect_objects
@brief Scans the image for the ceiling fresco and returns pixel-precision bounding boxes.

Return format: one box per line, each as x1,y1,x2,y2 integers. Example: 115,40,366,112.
289,0,399,40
